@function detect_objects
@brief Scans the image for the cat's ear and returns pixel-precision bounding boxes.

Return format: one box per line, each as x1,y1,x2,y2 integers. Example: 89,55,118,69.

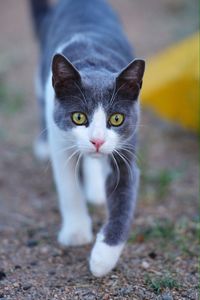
116,59,145,99
52,53,81,90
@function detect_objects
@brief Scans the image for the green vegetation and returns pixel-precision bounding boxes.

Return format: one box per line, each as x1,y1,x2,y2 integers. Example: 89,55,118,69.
128,218,198,257
0,80,24,115
145,274,179,294
141,168,182,199
128,219,175,243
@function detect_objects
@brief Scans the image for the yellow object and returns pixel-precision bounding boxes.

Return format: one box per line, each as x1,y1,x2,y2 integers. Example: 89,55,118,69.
141,33,199,132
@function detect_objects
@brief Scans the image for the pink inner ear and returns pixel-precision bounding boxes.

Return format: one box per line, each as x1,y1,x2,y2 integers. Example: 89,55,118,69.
52,53,81,83
117,59,145,86
58,61,71,78
52,76,55,87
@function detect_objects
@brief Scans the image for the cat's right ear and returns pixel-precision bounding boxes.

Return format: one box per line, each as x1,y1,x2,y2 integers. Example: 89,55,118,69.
52,54,81,92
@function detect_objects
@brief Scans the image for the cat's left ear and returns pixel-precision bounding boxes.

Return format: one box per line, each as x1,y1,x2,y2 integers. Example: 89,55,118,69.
52,53,81,91
116,59,145,98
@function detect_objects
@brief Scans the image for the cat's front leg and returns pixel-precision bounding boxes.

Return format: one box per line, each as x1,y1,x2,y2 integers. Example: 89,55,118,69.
90,160,139,277
49,127,93,246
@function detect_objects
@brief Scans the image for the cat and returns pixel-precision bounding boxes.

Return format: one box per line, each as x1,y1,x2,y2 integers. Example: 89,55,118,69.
30,0,145,277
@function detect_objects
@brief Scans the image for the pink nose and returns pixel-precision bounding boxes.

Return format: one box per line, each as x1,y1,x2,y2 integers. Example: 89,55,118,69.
90,139,105,151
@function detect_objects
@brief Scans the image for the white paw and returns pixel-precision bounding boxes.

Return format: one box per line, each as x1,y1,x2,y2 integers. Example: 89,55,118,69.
33,138,49,162
58,221,93,246
89,233,124,277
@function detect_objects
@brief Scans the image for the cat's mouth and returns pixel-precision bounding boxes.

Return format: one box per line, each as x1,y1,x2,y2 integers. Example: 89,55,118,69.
89,150,105,158
89,146,114,157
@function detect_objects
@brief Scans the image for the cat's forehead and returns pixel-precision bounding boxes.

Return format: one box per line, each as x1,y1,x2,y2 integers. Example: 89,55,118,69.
81,71,115,102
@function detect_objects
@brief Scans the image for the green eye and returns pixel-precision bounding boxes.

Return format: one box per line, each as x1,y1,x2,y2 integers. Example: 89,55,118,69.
109,113,124,126
72,112,87,125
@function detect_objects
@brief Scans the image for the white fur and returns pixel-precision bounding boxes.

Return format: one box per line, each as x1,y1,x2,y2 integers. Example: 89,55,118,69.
83,155,109,205
89,105,107,141
33,67,50,161
90,232,124,277
45,73,93,246
71,106,116,205
33,138,49,162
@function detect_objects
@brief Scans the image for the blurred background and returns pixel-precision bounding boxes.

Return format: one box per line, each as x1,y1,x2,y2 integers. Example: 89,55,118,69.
0,0,199,299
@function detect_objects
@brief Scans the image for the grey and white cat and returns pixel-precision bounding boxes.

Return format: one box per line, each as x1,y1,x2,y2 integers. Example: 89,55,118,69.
30,0,145,277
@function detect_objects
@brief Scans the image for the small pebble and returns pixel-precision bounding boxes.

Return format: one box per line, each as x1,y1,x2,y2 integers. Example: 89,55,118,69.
49,270,56,276
14,265,21,270
0,271,6,281
40,246,49,254
26,239,38,248
23,284,32,291
103,295,111,300
142,261,150,269
162,294,173,300
148,251,157,259
110,275,118,279
13,282,20,288
119,287,133,296
30,261,37,266
52,251,61,257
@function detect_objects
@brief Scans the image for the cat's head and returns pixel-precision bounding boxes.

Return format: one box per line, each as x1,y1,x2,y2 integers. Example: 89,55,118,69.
52,54,145,156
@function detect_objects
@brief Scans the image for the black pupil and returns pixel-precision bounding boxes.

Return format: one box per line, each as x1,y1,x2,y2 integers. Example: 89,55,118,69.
78,114,81,120
115,115,119,122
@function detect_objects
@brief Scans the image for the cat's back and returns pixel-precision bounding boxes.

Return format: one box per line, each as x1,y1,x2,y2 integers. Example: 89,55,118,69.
41,0,133,83
48,0,121,34
44,0,130,48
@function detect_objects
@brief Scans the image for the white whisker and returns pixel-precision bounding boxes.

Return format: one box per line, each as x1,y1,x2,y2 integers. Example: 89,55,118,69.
37,127,48,140
109,82,127,107
118,144,141,165
73,82,88,106
108,153,120,198
75,152,82,187
114,149,133,180
63,149,80,171
55,145,77,156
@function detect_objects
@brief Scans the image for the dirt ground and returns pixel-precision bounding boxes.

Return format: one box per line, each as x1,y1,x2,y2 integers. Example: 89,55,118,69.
0,0,199,299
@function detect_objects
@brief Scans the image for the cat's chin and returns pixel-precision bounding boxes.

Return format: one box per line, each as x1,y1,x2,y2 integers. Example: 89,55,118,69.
89,152,107,158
